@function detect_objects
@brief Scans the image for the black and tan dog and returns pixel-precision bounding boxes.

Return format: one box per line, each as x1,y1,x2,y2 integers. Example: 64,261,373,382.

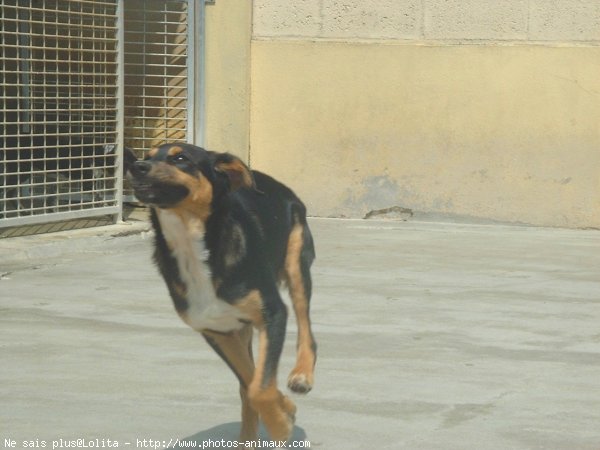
125,143,316,444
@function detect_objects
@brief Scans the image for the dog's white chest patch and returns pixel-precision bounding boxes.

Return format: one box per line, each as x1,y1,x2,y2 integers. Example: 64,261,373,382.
157,210,248,333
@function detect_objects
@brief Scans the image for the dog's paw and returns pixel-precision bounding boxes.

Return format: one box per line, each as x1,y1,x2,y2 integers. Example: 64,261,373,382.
287,372,313,394
281,394,297,421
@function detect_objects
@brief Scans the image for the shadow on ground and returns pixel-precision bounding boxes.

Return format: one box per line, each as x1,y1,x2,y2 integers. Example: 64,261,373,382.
168,422,308,448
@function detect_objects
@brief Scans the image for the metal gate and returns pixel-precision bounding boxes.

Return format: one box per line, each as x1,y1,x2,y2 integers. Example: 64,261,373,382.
123,0,201,161
0,0,202,231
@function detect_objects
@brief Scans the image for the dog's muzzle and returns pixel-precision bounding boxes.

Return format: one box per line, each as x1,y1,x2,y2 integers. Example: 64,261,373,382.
128,161,189,207
131,160,152,178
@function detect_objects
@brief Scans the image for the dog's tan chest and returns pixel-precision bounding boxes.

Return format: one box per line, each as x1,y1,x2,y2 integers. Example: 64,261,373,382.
156,210,248,333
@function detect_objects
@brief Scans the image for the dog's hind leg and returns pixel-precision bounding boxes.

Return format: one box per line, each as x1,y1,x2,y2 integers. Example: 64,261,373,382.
284,222,317,394
238,290,296,442
213,289,297,443
202,325,258,442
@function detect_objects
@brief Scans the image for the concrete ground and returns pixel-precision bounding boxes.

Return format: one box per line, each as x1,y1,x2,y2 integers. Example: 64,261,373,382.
1,217,600,450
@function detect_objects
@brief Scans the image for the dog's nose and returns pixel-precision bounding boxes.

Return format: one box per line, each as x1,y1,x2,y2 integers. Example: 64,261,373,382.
132,160,152,176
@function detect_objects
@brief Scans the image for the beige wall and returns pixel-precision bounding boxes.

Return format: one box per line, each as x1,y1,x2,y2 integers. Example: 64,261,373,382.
203,0,252,160
206,1,600,228
250,42,600,227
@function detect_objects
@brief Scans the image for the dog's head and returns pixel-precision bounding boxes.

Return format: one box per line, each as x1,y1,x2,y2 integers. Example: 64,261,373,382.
126,143,255,218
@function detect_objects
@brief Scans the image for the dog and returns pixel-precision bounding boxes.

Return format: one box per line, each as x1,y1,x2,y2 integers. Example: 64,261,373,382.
125,143,317,444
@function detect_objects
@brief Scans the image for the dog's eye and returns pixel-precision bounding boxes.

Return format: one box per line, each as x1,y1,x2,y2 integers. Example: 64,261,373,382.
171,154,188,163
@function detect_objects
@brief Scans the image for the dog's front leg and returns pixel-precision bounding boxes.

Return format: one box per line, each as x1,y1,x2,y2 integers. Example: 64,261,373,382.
247,298,296,443
237,324,258,443
202,326,258,443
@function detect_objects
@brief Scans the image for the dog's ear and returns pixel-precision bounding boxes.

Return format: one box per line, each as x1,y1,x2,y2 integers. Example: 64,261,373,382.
212,152,257,192
122,146,138,176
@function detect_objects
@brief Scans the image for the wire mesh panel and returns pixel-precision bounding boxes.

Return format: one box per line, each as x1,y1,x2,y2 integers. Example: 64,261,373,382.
0,0,120,225
0,0,199,233
123,0,189,159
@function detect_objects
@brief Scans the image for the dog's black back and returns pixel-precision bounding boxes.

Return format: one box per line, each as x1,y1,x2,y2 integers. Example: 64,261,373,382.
203,170,315,303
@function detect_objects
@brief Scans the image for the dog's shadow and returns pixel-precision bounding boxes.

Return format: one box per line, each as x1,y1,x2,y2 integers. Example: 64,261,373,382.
168,422,308,448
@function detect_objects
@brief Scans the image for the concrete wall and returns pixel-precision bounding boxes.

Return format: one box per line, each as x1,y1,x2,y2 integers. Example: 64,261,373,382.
208,1,600,228
253,0,600,42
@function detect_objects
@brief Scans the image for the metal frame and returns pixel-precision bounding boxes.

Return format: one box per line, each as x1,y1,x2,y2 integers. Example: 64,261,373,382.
115,0,125,223
188,0,205,146
0,0,204,231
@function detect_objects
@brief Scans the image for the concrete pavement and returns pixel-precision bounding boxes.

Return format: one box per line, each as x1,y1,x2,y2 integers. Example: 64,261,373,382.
1,217,600,449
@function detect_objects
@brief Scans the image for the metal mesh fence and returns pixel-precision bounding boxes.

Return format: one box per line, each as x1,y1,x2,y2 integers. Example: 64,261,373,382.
0,0,195,230
1,0,120,225
123,0,189,159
